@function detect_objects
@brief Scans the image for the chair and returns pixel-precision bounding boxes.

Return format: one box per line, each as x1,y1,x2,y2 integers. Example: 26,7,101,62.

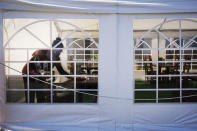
143,56,156,83
183,55,191,74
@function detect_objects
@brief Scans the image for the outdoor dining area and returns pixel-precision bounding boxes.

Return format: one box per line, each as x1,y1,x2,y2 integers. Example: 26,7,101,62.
135,49,197,89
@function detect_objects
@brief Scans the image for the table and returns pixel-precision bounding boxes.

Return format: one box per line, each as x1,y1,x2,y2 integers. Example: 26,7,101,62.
80,65,98,75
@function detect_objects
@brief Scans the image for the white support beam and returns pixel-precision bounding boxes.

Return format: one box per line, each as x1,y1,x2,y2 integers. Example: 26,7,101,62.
115,15,133,130
0,12,6,123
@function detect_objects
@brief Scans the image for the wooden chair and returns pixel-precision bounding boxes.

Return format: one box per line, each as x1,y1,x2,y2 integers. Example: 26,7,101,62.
183,55,191,74
143,55,156,83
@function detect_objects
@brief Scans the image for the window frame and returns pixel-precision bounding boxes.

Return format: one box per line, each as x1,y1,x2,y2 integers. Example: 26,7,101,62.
3,17,99,104
134,18,197,103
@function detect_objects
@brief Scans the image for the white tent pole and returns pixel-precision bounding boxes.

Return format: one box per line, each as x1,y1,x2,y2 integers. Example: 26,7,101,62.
50,20,53,103
179,20,182,103
117,14,133,127
0,12,6,123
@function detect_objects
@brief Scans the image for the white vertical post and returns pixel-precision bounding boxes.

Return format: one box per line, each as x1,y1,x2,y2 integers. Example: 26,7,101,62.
156,35,159,103
27,49,29,103
50,21,53,103
179,20,182,103
99,14,133,130
116,15,133,130
98,14,118,130
0,12,6,123
74,49,76,103
99,14,118,103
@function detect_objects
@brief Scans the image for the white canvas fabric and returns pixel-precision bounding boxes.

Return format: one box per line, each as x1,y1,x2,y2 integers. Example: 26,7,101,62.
0,1,197,131
1,0,197,14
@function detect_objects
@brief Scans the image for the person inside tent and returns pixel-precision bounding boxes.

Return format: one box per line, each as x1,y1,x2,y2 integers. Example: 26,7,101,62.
22,37,70,103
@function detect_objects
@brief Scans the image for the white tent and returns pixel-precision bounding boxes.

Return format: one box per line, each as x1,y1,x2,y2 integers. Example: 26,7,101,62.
1,0,197,131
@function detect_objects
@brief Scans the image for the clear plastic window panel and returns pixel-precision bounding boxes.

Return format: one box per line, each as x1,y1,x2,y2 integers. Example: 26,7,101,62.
4,19,99,103
134,18,197,103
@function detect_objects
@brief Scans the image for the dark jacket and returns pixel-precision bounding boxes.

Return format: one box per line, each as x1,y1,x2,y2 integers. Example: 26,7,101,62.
22,50,69,75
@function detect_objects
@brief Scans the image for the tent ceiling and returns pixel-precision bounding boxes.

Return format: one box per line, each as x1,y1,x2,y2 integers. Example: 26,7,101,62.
56,19,98,31
133,18,197,30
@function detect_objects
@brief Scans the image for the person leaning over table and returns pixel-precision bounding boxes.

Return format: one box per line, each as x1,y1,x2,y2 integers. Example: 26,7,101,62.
22,37,70,103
